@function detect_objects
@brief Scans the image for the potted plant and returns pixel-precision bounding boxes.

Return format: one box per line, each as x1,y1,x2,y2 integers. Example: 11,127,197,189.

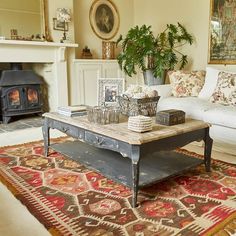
116,23,194,85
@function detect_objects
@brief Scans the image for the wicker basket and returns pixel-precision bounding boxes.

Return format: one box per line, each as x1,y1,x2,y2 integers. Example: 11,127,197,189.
117,95,160,116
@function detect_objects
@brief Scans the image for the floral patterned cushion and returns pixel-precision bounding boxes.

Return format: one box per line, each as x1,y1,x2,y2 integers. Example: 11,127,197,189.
210,71,236,106
168,70,206,97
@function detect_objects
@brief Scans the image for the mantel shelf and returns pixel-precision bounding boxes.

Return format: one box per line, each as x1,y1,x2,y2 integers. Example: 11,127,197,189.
0,39,78,48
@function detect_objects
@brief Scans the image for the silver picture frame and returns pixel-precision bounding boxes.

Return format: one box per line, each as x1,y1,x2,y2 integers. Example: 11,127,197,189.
97,78,124,106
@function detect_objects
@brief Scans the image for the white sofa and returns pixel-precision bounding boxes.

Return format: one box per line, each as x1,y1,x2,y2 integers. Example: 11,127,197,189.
152,68,236,156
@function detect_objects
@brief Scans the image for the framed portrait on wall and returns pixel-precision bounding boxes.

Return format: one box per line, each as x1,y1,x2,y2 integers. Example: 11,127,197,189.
89,0,120,40
97,78,124,106
208,0,236,64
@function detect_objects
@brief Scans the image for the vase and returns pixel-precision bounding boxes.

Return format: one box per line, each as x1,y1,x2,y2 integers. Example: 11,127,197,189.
143,70,164,86
102,41,115,59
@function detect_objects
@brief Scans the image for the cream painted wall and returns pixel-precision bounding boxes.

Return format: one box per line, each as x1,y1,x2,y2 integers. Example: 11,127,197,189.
134,0,236,73
73,0,134,59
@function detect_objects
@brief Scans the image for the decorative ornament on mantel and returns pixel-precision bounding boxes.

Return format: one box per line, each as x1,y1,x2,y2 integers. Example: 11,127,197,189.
102,41,115,59
56,8,71,43
81,46,93,59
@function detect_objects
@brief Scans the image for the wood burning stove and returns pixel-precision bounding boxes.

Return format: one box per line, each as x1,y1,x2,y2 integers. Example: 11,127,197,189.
0,63,43,124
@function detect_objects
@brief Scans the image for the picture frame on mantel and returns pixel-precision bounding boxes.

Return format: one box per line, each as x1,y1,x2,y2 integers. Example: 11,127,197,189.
208,0,236,64
97,78,124,106
89,0,120,40
53,18,68,31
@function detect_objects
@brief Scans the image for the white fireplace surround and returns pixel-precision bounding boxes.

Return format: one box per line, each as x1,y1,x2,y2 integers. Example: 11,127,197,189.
0,40,78,111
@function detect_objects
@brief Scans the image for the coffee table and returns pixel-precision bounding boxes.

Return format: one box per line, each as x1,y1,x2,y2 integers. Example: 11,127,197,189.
42,112,213,207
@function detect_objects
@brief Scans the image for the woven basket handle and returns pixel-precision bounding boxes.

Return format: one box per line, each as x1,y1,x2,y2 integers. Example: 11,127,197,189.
122,94,130,101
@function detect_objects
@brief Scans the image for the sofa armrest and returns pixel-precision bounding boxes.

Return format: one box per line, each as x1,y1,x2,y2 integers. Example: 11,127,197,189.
150,84,172,98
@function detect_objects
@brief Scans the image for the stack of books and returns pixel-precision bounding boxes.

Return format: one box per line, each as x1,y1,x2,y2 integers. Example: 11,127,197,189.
57,105,87,117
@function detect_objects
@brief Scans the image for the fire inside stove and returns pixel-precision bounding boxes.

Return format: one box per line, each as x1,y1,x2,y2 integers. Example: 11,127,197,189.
9,89,20,106
8,88,39,105
28,88,39,104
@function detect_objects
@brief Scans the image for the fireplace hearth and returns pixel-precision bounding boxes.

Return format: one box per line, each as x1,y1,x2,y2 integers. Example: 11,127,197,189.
0,63,43,124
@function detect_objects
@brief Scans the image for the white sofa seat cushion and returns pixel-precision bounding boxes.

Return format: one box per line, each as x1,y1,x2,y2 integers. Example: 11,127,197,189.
210,125,236,147
157,97,213,120
203,105,236,129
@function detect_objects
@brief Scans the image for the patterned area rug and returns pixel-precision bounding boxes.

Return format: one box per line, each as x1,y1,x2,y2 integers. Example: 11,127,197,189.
0,138,235,236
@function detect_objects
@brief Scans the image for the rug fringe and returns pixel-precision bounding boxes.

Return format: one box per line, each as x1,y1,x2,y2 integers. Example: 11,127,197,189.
48,227,65,236
203,212,236,236
0,173,19,196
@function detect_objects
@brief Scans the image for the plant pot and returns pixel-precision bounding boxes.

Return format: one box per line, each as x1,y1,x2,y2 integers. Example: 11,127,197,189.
143,70,164,86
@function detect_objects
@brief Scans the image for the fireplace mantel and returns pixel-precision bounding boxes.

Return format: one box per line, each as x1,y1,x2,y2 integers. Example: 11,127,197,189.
0,40,77,47
0,40,78,111
0,40,78,62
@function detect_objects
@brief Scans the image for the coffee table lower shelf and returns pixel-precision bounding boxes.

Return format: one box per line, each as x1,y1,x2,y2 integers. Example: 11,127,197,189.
51,140,204,188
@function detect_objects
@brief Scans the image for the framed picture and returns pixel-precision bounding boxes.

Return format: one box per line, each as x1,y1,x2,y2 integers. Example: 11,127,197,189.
89,0,120,40
208,0,236,64
97,78,124,106
53,18,68,31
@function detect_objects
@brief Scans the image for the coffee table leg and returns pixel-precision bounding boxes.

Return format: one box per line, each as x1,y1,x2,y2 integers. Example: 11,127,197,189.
42,118,50,157
131,145,140,208
203,127,213,172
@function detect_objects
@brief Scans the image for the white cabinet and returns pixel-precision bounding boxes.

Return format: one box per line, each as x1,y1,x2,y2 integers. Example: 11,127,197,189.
74,59,125,106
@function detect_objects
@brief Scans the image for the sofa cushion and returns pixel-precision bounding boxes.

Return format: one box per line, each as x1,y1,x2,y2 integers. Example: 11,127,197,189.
203,105,236,129
168,70,206,97
157,97,213,120
198,67,220,100
209,125,236,147
210,71,236,106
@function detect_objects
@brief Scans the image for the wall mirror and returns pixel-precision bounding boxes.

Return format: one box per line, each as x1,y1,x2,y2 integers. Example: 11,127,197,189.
0,0,51,41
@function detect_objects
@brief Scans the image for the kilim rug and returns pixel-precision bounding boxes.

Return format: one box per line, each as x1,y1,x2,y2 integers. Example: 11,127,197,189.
0,138,235,236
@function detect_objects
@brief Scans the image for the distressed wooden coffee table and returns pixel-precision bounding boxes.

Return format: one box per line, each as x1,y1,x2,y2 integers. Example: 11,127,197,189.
42,112,213,207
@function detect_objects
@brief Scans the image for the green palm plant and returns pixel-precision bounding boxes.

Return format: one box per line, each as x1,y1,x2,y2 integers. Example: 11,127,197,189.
116,23,193,84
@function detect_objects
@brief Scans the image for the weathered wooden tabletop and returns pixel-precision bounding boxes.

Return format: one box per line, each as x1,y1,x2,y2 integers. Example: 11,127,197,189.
43,112,210,145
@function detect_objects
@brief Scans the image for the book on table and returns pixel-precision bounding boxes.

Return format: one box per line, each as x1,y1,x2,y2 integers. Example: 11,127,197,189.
57,105,87,117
